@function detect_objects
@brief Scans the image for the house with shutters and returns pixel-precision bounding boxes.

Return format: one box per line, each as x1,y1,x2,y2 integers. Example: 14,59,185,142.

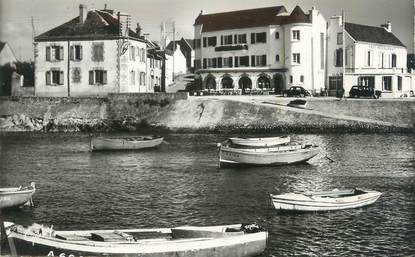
34,4,160,97
193,5,327,94
166,38,195,73
327,16,412,98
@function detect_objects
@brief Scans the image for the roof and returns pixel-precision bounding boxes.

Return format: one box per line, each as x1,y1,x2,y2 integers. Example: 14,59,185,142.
166,38,194,57
345,22,405,48
35,9,143,41
194,5,311,32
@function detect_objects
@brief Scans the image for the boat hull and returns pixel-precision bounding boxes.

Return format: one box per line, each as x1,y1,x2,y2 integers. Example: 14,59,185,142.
219,146,320,166
270,191,382,212
0,186,35,209
91,137,163,151
7,229,267,257
229,136,290,147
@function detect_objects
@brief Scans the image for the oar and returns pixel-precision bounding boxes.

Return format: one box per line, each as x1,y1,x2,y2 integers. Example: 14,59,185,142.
162,140,170,145
324,154,335,163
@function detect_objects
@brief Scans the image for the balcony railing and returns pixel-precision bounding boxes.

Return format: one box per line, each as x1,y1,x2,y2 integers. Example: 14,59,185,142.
215,44,248,52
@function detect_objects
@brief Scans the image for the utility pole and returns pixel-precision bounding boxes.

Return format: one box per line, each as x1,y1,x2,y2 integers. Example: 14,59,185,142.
342,9,346,97
172,21,175,82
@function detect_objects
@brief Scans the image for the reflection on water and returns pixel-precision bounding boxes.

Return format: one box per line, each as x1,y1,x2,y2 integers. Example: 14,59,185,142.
0,132,414,256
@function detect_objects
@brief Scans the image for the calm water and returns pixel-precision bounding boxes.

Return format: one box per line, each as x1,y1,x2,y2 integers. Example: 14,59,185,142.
0,132,414,256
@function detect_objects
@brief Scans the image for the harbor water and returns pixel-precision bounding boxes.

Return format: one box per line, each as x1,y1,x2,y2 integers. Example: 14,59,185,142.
0,132,414,256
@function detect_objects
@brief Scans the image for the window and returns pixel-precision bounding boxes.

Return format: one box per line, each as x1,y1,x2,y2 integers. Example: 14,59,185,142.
71,67,81,83
203,37,207,47
366,51,372,67
335,48,343,67
237,34,247,44
398,76,402,91
292,30,300,40
222,35,233,45
251,32,266,44
239,56,249,67
289,75,293,84
275,32,280,39
358,76,375,88
300,75,304,83
223,57,233,67
293,53,300,64
380,52,385,68
392,54,397,68
194,59,201,70
141,48,146,62
46,46,64,61
46,70,64,85
275,54,280,62
382,76,392,91
207,36,217,47
194,39,201,49
130,70,135,85
139,72,146,85
254,55,267,66
89,70,107,85
329,76,343,90
129,46,135,61
70,45,82,61
92,43,104,62
337,32,343,45
320,33,324,69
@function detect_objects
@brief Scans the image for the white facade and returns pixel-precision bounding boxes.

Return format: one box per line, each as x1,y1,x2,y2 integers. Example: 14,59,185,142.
194,6,327,94
327,16,412,98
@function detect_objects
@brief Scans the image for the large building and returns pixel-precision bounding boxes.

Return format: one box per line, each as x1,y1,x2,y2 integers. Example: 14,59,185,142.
193,5,327,94
34,5,161,97
327,16,412,98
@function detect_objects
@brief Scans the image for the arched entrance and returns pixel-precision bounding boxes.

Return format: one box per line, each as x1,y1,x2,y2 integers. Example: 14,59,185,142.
257,75,271,89
238,76,252,94
273,74,284,94
221,76,233,89
204,75,216,90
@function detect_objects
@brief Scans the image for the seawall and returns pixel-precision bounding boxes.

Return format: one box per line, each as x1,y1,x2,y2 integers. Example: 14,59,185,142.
0,95,413,133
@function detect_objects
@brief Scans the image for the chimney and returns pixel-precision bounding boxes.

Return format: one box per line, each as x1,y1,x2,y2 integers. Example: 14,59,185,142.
381,21,392,32
79,4,87,24
117,12,131,37
136,22,142,37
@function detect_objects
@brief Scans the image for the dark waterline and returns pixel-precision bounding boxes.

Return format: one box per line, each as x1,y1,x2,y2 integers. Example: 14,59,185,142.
0,132,414,256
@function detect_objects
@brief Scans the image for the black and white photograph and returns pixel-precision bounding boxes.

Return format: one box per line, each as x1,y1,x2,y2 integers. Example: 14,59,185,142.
0,0,414,256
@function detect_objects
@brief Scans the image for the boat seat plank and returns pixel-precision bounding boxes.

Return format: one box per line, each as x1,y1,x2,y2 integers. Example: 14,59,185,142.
55,234,90,241
91,232,133,242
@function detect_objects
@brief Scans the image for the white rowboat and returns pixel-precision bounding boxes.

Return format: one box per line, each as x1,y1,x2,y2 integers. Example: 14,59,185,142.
270,188,382,212
219,144,320,166
5,222,267,257
0,182,35,209
90,135,163,151
229,136,290,147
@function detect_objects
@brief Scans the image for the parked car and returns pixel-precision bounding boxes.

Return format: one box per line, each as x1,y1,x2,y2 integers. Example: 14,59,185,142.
349,85,381,99
283,86,311,97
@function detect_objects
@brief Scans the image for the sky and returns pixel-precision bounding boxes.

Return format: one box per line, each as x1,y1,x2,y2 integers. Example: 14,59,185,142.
0,0,413,61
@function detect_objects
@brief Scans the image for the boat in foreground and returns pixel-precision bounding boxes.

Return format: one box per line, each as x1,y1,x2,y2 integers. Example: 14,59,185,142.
4,222,267,257
270,188,382,212
229,136,290,147
0,182,35,209
218,143,320,166
90,135,164,151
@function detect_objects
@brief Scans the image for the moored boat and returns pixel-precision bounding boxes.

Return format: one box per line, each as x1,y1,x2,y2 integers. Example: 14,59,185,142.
90,135,163,151
270,188,382,212
287,99,308,109
229,136,290,147
218,143,320,166
0,182,35,209
4,222,267,257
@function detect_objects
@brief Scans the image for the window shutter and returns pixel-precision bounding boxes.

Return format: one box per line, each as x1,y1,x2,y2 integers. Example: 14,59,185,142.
221,36,223,45
234,56,239,67
251,33,255,44
203,59,207,69
89,71,94,85
59,46,64,60
70,46,74,61
262,55,267,66
59,71,64,85
80,46,83,60
234,35,237,44
218,58,222,68
46,47,51,61
203,37,207,47
251,56,255,67
103,71,107,84
46,71,51,85
229,57,233,67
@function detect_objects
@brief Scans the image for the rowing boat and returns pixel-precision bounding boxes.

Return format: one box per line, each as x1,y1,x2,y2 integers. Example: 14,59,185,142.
4,222,267,257
270,188,382,212
90,135,163,151
0,182,35,209
218,143,320,166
